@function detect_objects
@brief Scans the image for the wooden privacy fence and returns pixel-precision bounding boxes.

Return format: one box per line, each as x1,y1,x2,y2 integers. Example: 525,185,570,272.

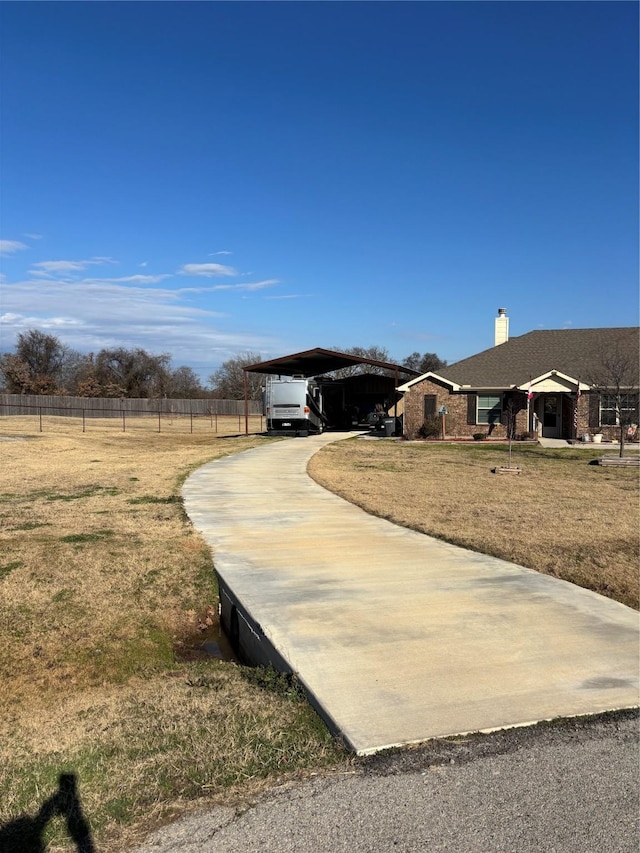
0,393,262,417
0,394,264,434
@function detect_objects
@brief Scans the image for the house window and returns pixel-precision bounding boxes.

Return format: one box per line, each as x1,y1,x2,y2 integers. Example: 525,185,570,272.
600,394,638,426
477,394,502,425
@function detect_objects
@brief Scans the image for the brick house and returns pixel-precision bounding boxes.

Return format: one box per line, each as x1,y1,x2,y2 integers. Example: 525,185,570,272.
398,312,639,442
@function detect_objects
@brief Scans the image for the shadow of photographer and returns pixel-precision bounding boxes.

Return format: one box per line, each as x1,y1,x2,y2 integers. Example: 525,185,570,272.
0,772,95,853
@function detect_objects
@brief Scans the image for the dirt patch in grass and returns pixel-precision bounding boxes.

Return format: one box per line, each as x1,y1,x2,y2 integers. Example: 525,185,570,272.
0,419,347,851
308,439,639,609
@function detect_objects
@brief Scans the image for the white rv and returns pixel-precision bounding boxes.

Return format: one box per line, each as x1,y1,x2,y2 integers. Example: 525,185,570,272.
263,375,325,436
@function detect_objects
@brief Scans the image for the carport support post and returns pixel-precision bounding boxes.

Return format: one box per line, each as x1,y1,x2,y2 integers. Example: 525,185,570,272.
394,368,399,423
244,370,249,435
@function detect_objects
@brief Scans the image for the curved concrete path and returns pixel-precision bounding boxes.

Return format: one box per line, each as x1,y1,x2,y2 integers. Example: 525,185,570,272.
183,433,639,754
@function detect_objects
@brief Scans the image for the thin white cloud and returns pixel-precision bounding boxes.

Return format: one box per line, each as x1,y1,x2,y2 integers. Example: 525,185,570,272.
0,278,280,377
138,261,148,268
83,274,171,285
31,261,88,273
179,262,238,277
30,257,118,275
0,240,28,256
265,294,303,300
0,312,83,331
1,279,227,328
210,279,279,293
208,250,233,256
23,233,43,240
171,280,279,295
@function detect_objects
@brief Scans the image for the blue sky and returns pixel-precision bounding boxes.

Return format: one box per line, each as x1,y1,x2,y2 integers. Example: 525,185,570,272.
1,1,638,381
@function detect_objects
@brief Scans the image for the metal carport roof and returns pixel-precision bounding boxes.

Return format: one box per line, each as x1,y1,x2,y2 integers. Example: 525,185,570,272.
240,348,418,434
244,347,419,378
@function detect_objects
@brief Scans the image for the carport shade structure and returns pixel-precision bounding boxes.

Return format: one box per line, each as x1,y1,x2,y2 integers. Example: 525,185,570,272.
242,347,419,434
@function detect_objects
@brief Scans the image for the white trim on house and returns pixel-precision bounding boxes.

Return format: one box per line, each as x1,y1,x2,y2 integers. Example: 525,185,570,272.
517,370,590,395
397,371,592,396
396,372,461,393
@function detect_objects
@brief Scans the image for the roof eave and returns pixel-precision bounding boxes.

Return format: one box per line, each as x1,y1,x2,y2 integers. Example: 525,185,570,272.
517,370,590,392
397,371,461,392
244,347,419,377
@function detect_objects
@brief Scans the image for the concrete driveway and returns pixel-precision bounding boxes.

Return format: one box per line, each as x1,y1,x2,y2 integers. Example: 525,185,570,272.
182,433,639,755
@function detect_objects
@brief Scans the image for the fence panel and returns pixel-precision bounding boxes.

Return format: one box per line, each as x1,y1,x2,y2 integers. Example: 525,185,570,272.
0,393,262,418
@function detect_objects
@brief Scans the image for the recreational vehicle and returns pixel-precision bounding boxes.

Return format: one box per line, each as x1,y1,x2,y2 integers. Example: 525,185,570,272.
263,375,325,436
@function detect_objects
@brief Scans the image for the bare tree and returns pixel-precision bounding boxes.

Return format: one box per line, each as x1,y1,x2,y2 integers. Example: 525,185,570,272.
501,391,527,467
74,353,122,398
57,350,89,394
208,351,265,400
589,344,639,457
16,330,68,378
0,330,78,393
329,345,392,379
93,348,171,398
164,365,205,399
402,351,447,374
72,351,204,398
0,331,233,401
0,353,35,393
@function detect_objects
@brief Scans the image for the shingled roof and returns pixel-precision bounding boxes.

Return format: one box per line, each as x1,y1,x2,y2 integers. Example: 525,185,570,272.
432,327,639,389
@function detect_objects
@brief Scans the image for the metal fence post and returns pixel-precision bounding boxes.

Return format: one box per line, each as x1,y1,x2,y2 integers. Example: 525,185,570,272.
82,409,86,433
39,406,43,432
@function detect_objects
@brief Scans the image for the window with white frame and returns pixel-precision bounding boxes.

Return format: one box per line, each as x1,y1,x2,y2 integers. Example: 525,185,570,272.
477,394,502,424
600,394,638,426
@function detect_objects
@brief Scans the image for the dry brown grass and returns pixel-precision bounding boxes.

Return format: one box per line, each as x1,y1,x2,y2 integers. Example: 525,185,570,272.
0,416,265,710
308,439,639,609
0,418,345,851
0,669,339,851
0,411,264,438
3,421,636,848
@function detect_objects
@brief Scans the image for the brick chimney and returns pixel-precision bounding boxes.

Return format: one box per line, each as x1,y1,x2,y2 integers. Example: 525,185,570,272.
495,308,509,346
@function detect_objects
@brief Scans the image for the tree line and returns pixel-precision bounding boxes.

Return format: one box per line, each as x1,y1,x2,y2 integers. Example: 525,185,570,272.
0,331,206,398
0,331,446,400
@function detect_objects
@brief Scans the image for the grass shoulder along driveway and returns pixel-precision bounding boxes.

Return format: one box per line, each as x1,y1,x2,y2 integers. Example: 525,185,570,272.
0,421,346,852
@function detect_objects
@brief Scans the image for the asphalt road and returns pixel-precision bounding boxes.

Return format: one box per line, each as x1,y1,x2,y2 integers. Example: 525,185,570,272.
129,710,638,853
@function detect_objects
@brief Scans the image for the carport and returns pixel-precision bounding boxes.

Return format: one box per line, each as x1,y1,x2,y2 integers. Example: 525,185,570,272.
242,347,418,434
